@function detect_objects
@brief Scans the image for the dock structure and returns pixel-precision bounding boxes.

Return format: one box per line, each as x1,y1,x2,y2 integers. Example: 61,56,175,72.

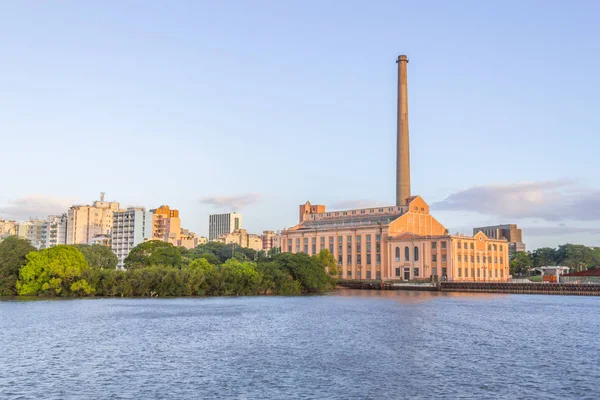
337,280,600,296
439,282,600,296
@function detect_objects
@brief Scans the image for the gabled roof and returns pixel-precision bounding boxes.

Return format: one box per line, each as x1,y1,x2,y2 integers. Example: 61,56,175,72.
390,232,422,240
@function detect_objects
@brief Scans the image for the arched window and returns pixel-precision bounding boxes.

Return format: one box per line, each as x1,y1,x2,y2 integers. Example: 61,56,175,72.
404,246,410,261
414,246,419,261
395,247,400,261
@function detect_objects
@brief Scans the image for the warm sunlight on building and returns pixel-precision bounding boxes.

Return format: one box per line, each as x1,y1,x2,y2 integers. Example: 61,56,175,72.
280,197,509,282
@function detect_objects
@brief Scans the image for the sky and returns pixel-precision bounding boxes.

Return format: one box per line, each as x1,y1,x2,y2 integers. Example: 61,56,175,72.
1,1,599,250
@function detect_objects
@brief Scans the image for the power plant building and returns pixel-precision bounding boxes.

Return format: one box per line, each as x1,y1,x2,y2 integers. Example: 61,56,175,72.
280,55,510,282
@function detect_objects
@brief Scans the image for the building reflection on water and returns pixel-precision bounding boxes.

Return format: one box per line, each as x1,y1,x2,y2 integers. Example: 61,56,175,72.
332,287,507,304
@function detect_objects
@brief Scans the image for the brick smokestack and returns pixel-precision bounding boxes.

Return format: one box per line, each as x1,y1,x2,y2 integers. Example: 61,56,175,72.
396,55,411,206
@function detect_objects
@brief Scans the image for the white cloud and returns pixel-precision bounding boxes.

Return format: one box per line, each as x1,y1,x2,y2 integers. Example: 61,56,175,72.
0,195,75,220
199,193,261,210
432,179,600,221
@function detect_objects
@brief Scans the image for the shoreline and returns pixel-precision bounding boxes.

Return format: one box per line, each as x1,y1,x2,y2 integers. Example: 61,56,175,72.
338,280,600,296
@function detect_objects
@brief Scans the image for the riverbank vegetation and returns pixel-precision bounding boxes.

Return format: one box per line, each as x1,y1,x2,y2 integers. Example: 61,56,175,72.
510,244,600,275
0,237,337,297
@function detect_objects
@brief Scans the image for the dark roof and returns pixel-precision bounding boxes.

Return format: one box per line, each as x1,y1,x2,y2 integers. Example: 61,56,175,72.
293,213,403,231
564,268,600,277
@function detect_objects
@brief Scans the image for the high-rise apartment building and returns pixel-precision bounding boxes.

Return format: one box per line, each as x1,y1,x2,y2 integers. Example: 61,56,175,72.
112,207,153,268
15,218,45,248
150,205,181,244
40,214,68,248
473,224,525,256
209,212,242,241
67,194,120,245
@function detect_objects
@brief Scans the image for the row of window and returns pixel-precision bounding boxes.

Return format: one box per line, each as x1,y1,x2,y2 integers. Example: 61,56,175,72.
457,268,504,278
454,241,504,252
457,255,503,264
338,253,382,266
344,270,382,279
322,208,400,218
287,234,382,258
395,246,419,262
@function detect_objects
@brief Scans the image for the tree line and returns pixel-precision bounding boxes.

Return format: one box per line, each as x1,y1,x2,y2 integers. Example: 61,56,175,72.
510,244,600,275
0,237,337,297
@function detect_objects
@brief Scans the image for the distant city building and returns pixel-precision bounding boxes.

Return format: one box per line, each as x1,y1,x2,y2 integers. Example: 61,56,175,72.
150,205,181,244
0,219,17,240
40,214,68,248
473,224,525,255
67,194,120,245
261,230,280,251
280,197,510,282
209,212,242,241
112,207,153,268
16,218,45,248
216,228,262,251
177,229,205,249
150,205,199,248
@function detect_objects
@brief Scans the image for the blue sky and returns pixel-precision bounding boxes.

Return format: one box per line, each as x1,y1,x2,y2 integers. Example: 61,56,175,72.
1,1,599,250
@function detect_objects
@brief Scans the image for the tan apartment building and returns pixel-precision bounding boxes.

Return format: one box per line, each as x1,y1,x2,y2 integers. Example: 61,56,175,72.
280,196,509,282
177,229,207,249
216,228,263,251
0,219,17,240
67,194,120,245
261,230,280,251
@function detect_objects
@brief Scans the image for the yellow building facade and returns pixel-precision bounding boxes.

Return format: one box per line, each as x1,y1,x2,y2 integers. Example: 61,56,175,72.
151,205,181,244
280,196,509,282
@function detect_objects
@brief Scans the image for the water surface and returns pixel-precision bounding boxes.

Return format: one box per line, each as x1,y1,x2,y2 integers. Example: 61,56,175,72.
1,289,598,399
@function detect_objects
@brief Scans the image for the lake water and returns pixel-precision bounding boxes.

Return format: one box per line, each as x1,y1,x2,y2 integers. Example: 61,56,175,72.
1,289,599,399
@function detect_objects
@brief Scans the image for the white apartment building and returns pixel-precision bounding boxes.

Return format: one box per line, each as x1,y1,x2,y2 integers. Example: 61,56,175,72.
209,212,242,241
40,214,68,248
112,207,153,268
67,194,120,245
16,218,45,248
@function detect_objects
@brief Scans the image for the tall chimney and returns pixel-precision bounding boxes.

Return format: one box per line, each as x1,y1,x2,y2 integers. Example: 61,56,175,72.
396,55,411,206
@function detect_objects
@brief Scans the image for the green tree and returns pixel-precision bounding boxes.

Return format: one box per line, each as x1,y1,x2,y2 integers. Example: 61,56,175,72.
219,259,262,295
273,252,334,293
257,261,301,295
185,257,214,273
313,249,338,277
16,245,92,296
531,247,557,268
124,240,182,269
197,252,220,265
74,244,118,270
555,244,596,271
0,236,37,296
510,251,532,275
